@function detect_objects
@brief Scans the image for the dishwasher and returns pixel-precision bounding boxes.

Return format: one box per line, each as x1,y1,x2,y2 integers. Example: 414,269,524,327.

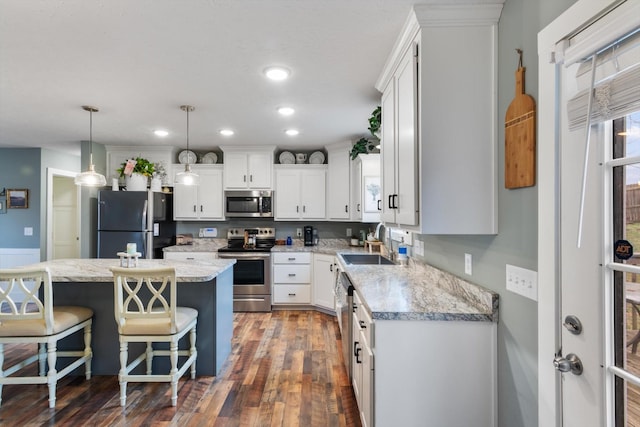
334,269,354,380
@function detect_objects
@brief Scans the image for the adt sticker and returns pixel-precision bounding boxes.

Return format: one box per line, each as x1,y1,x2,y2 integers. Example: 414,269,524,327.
614,239,634,260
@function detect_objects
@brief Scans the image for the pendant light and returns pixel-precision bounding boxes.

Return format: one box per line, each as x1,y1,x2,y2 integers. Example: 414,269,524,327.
75,106,107,186
174,105,200,186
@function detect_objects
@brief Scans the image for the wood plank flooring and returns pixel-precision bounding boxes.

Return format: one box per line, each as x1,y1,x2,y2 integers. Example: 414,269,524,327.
0,310,361,427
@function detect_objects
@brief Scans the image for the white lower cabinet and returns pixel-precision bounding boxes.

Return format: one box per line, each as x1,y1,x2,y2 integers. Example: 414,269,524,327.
312,253,336,311
352,291,374,427
272,252,311,304
352,289,497,427
163,251,216,262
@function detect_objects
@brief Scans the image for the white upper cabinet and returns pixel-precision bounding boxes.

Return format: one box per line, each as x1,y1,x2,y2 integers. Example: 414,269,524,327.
354,153,381,223
326,142,352,221
274,165,326,220
173,165,224,220
220,146,274,190
376,4,501,234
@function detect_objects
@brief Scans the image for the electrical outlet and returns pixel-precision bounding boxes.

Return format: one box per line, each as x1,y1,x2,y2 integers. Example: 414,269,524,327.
506,264,538,301
24,227,33,236
346,228,352,237
414,240,424,256
296,228,302,237
464,253,472,275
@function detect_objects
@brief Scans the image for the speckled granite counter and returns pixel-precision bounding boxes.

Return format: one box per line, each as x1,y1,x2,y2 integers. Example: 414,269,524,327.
163,238,228,253
29,258,235,282
161,238,497,323
25,258,235,376
337,254,498,323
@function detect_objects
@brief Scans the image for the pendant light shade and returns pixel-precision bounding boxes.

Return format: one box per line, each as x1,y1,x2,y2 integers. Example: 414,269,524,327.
75,106,107,187
174,105,200,186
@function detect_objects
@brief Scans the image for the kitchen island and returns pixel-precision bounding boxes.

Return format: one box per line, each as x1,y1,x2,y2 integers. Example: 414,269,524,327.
23,258,235,376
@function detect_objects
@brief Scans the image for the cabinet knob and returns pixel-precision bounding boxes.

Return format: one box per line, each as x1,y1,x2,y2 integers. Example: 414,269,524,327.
288,293,296,296
359,320,366,329
288,273,296,277
345,205,348,213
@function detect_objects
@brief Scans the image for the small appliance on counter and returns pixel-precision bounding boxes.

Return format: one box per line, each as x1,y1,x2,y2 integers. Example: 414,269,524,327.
304,226,314,246
176,234,193,245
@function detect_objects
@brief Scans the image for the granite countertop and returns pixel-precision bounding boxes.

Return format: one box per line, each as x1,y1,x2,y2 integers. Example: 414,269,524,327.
337,254,498,323
160,238,498,322
24,258,236,283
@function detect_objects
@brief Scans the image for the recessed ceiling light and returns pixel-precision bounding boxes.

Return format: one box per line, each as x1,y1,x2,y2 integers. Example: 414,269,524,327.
154,130,169,137
264,66,290,81
219,129,234,136
285,129,299,136
278,107,295,116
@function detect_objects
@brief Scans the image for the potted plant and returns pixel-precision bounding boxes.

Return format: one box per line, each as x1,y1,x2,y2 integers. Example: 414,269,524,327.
367,106,381,138
349,137,377,160
116,157,155,191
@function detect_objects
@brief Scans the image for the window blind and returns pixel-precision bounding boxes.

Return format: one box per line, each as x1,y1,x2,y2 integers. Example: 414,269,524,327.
567,29,640,131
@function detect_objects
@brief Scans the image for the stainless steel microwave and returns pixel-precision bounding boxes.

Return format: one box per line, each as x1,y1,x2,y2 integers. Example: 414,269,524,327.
224,190,273,218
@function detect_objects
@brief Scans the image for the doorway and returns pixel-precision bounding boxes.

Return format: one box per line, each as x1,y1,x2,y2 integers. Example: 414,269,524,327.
538,0,640,425
46,168,80,260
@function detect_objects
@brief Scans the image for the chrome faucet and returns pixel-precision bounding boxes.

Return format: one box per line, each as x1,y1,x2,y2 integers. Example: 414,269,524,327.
374,222,385,240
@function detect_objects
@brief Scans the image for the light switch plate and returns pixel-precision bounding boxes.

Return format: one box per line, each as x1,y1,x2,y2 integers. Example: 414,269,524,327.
506,264,538,301
24,227,33,236
414,240,424,256
464,253,472,275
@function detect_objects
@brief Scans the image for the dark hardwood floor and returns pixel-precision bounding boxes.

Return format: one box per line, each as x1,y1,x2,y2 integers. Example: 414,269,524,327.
0,310,361,426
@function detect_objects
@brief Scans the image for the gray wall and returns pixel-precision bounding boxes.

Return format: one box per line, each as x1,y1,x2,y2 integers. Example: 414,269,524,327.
0,147,83,257
0,148,42,250
407,1,576,426
178,220,374,243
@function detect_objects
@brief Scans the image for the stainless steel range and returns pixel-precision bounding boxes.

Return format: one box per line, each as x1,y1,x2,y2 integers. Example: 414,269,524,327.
217,227,275,312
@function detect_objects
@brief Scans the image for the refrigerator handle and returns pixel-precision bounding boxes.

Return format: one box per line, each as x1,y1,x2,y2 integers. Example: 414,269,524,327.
145,232,152,259
142,199,148,230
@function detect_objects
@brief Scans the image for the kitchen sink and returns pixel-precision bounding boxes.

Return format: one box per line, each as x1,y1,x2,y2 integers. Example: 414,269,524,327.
341,254,395,265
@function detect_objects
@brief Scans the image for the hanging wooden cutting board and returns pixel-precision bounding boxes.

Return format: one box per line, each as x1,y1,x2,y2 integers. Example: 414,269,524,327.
505,50,536,189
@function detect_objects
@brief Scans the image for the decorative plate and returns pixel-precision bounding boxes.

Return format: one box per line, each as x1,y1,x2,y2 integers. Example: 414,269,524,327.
178,150,197,164
279,151,295,164
309,151,325,164
201,152,218,164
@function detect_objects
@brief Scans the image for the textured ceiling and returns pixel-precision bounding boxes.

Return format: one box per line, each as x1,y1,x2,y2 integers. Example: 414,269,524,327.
0,0,427,155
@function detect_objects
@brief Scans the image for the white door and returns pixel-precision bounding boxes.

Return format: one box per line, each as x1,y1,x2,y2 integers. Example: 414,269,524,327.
539,1,640,425
46,168,80,260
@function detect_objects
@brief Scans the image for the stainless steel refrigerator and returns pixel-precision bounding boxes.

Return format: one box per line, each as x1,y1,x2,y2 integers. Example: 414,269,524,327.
97,190,176,259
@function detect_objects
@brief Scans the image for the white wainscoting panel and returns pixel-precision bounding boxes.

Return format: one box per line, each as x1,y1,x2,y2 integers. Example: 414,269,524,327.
0,248,41,303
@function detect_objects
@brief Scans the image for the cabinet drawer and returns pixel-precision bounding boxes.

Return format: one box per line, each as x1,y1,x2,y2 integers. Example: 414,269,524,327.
272,252,311,264
358,304,373,347
273,284,311,304
163,252,216,262
273,265,311,283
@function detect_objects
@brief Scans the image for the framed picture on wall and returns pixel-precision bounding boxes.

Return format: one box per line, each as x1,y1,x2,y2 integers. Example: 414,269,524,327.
7,189,28,209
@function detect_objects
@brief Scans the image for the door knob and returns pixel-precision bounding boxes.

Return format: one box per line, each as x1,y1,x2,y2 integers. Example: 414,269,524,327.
553,353,583,375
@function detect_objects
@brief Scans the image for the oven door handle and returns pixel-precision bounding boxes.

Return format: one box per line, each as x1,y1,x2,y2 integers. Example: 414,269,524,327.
218,252,271,259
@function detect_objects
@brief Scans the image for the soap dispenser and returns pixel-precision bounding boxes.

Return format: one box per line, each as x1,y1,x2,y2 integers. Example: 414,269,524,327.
397,242,408,267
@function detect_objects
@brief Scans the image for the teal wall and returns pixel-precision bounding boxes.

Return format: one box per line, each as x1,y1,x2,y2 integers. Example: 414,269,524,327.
0,149,42,250
0,147,82,257
407,1,577,426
